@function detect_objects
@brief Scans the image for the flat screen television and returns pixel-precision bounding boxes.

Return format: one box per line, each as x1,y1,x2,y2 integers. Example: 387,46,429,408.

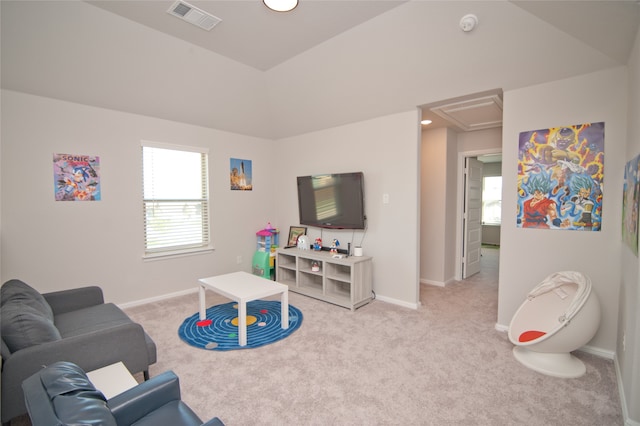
297,172,366,229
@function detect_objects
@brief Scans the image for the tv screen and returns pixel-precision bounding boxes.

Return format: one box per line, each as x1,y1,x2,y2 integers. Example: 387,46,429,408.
297,172,365,229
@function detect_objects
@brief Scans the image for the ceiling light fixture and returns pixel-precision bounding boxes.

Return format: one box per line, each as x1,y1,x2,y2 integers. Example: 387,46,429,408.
263,0,298,12
421,119,433,126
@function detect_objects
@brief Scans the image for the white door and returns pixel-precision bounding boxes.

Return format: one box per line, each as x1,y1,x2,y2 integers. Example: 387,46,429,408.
463,157,483,278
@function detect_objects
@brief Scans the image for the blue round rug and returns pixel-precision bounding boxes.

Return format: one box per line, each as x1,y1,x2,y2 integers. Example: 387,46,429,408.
178,300,302,351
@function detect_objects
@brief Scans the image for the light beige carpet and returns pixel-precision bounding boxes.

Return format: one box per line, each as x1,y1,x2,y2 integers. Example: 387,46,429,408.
123,248,621,425
12,248,622,425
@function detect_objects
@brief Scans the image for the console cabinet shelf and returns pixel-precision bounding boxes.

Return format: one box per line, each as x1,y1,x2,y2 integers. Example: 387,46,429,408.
276,248,372,311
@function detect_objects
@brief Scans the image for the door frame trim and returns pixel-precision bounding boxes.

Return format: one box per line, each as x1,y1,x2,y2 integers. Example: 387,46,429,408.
455,148,501,281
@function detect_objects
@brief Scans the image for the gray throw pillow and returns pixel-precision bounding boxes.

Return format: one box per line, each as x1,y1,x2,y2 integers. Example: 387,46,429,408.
1,302,61,352
1,279,54,320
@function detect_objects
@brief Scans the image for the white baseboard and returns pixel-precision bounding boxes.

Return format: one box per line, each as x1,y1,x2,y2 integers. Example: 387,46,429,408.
420,278,445,287
615,355,640,426
580,344,614,359
420,278,456,287
117,287,197,309
374,294,420,310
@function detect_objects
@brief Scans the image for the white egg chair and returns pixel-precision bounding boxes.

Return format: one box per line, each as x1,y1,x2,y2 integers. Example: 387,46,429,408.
508,271,600,378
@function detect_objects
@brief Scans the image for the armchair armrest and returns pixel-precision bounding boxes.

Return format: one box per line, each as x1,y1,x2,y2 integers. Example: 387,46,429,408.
21,371,63,425
108,371,181,425
1,322,151,417
43,286,105,314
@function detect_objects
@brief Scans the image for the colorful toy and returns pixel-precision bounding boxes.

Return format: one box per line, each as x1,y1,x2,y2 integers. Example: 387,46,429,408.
330,239,340,254
252,251,271,279
254,223,279,280
314,237,323,251
256,222,279,253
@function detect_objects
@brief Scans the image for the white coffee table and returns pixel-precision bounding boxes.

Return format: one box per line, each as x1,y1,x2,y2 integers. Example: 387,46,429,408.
198,271,289,347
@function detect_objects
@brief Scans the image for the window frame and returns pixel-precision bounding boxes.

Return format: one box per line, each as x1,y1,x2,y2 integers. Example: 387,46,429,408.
141,140,212,259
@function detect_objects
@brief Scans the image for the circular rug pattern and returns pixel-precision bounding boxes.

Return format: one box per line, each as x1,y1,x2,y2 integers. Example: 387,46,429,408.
178,300,303,351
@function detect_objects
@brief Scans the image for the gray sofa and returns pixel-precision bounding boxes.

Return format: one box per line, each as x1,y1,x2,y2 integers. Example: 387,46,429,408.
1,279,157,424
22,361,223,426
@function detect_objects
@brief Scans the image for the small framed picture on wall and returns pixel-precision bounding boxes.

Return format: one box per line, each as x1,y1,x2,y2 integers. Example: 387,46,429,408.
230,158,252,190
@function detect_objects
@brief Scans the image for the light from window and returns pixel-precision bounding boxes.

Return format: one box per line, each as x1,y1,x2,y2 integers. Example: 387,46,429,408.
142,142,210,257
482,176,502,225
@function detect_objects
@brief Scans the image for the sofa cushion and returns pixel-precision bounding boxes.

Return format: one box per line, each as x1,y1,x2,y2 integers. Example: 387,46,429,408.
40,361,117,426
1,302,61,352
54,302,158,370
1,279,54,319
54,303,133,337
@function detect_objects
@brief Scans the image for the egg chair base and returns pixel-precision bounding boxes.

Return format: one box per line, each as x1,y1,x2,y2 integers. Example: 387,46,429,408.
512,346,586,378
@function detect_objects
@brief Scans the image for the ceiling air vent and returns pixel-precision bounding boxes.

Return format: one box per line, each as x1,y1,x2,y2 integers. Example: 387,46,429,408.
167,1,221,31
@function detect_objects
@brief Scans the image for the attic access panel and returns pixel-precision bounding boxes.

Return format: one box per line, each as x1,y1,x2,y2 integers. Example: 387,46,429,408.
430,94,503,132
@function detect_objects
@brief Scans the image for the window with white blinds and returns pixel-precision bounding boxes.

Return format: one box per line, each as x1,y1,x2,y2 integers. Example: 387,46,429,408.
142,142,210,257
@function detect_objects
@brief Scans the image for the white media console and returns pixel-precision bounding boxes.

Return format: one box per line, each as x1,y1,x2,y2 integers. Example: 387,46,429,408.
276,247,372,311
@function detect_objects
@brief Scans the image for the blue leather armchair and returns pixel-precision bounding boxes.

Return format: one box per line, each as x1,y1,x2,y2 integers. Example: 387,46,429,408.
22,361,224,426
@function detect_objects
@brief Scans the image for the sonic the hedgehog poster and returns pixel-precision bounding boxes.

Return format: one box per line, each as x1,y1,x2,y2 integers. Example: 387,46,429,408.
53,153,101,201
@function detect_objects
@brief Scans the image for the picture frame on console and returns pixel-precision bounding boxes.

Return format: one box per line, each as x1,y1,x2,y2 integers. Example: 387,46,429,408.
287,226,307,247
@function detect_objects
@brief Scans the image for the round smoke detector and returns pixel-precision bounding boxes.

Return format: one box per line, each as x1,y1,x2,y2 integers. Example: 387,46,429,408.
460,14,478,32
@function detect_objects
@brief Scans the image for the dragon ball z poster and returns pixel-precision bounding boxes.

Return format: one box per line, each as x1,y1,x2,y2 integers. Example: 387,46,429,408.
622,154,640,256
53,153,101,201
517,122,604,231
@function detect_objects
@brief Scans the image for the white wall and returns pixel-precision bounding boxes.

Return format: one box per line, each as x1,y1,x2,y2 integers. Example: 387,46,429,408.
420,127,457,286
498,67,628,353
444,129,458,283
457,128,503,154
619,25,640,425
482,226,500,246
0,90,276,304
274,110,422,308
1,91,424,310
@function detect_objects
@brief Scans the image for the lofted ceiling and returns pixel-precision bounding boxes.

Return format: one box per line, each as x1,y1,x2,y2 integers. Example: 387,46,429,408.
3,1,639,138
85,1,639,72
85,0,640,132
87,0,409,71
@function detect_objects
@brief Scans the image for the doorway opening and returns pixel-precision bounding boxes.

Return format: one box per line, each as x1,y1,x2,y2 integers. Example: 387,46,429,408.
456,149,502,281
419,88,504,286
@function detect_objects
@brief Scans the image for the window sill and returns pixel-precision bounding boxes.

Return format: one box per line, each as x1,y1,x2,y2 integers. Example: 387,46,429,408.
143,246,214,261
